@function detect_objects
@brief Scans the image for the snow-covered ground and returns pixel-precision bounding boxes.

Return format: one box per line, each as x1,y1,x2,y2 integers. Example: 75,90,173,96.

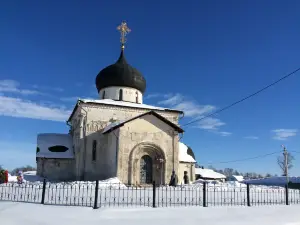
7,171,44,183
1,202,300,225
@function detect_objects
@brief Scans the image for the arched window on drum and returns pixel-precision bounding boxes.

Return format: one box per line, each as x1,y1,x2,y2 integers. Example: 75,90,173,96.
119,89,123,101
135,91,138,103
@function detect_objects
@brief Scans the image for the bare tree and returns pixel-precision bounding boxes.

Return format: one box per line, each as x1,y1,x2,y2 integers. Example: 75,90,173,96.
223,168,234,177
277,152,295,175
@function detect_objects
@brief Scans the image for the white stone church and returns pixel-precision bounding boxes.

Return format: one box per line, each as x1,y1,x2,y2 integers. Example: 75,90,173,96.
36,22,197,185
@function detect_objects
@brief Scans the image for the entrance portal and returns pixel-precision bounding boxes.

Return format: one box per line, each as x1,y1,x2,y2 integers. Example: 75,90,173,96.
140,155,153,184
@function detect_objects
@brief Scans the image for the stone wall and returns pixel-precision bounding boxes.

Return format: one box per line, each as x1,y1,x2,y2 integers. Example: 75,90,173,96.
83,131,118,181
36,158,75,181
116,114,180,185
178,162,195,184
69,102,182,181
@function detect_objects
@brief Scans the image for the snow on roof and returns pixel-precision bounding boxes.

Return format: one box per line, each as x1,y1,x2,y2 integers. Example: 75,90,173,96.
102,120,124,134
232,175,244,182
79,99,182,112
102,111,184,134
195,168,226,179
179,142,196,163
37,133,74,159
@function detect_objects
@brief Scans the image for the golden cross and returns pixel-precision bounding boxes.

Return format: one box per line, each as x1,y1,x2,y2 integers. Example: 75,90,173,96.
117,21,131,48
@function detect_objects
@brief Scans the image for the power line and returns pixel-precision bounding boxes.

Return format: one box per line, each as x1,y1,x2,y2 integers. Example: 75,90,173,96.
182,66,300,127
290,150,300,154
102,66,300,138
206,151,281,165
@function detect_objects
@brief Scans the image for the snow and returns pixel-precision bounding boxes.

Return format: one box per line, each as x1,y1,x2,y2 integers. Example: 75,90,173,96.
5,171,124,187
233,175,244,182
195,168,226,179
102,120,123,133
230,175,244,182
8,173,17,182
23,171,44,182
243,176,300,186
37,133,74,159
7,171,43,183
1,202,300,225
178,142,196,163
80,98,179,112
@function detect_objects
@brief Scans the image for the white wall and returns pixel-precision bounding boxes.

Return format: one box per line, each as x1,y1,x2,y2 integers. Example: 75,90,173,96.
178,162,195,184
71,102,181,181
117,114,180,184
98,86,143,104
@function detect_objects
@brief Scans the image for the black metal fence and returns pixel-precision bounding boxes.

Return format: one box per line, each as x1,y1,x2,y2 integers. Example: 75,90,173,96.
1,180,300,209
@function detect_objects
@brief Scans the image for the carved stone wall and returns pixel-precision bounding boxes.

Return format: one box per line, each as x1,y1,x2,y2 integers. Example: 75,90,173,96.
116,114,180,185
81,103,181,125
69,102,182,181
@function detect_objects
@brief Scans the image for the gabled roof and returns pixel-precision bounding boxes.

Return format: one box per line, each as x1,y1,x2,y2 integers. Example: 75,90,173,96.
67,99,184,122
102,111,184,134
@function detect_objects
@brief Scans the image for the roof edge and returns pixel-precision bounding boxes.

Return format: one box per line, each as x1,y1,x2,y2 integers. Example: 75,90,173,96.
80,100,184,114
103,110,184,135
66,99,83,122
67,100,184,123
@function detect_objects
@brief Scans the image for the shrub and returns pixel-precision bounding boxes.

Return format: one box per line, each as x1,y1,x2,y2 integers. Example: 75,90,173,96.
0,170,7,183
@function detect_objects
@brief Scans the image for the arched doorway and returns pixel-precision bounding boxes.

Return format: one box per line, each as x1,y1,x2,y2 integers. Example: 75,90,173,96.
127,143,166,185
140,155,153,184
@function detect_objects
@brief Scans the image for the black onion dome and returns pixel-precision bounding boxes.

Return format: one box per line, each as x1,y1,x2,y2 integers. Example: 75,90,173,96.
96,49,146,93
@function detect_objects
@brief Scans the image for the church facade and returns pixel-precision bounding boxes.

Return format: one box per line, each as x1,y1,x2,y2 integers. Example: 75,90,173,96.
36,22,196,185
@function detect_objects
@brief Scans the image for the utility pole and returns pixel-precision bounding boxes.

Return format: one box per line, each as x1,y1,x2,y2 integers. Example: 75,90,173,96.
282,145,289,184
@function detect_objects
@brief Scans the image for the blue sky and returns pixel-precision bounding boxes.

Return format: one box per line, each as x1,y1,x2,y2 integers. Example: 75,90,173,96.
0,0,299,175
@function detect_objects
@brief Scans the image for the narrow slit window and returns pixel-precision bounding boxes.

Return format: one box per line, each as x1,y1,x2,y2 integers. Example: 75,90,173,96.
136,91,138,103
92,140,97,161
102,91,106,99
119,89,123,101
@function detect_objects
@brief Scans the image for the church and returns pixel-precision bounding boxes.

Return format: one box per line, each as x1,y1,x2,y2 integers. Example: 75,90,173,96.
36,22,197,185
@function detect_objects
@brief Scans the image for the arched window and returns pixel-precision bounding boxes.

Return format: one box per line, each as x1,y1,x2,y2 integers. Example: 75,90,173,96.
102,91,106,99
92,140,97,161
135,91,138,103
119,89,123,101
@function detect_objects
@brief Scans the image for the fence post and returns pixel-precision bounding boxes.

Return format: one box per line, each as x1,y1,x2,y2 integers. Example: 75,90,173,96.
152,181,156,208
285,184,289,205
93,180,99,209
247,184,251,207
41,178,46,204
203,182,207,207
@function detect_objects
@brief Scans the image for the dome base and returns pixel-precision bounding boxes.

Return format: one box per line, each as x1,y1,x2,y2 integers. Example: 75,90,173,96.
99,86,143,104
